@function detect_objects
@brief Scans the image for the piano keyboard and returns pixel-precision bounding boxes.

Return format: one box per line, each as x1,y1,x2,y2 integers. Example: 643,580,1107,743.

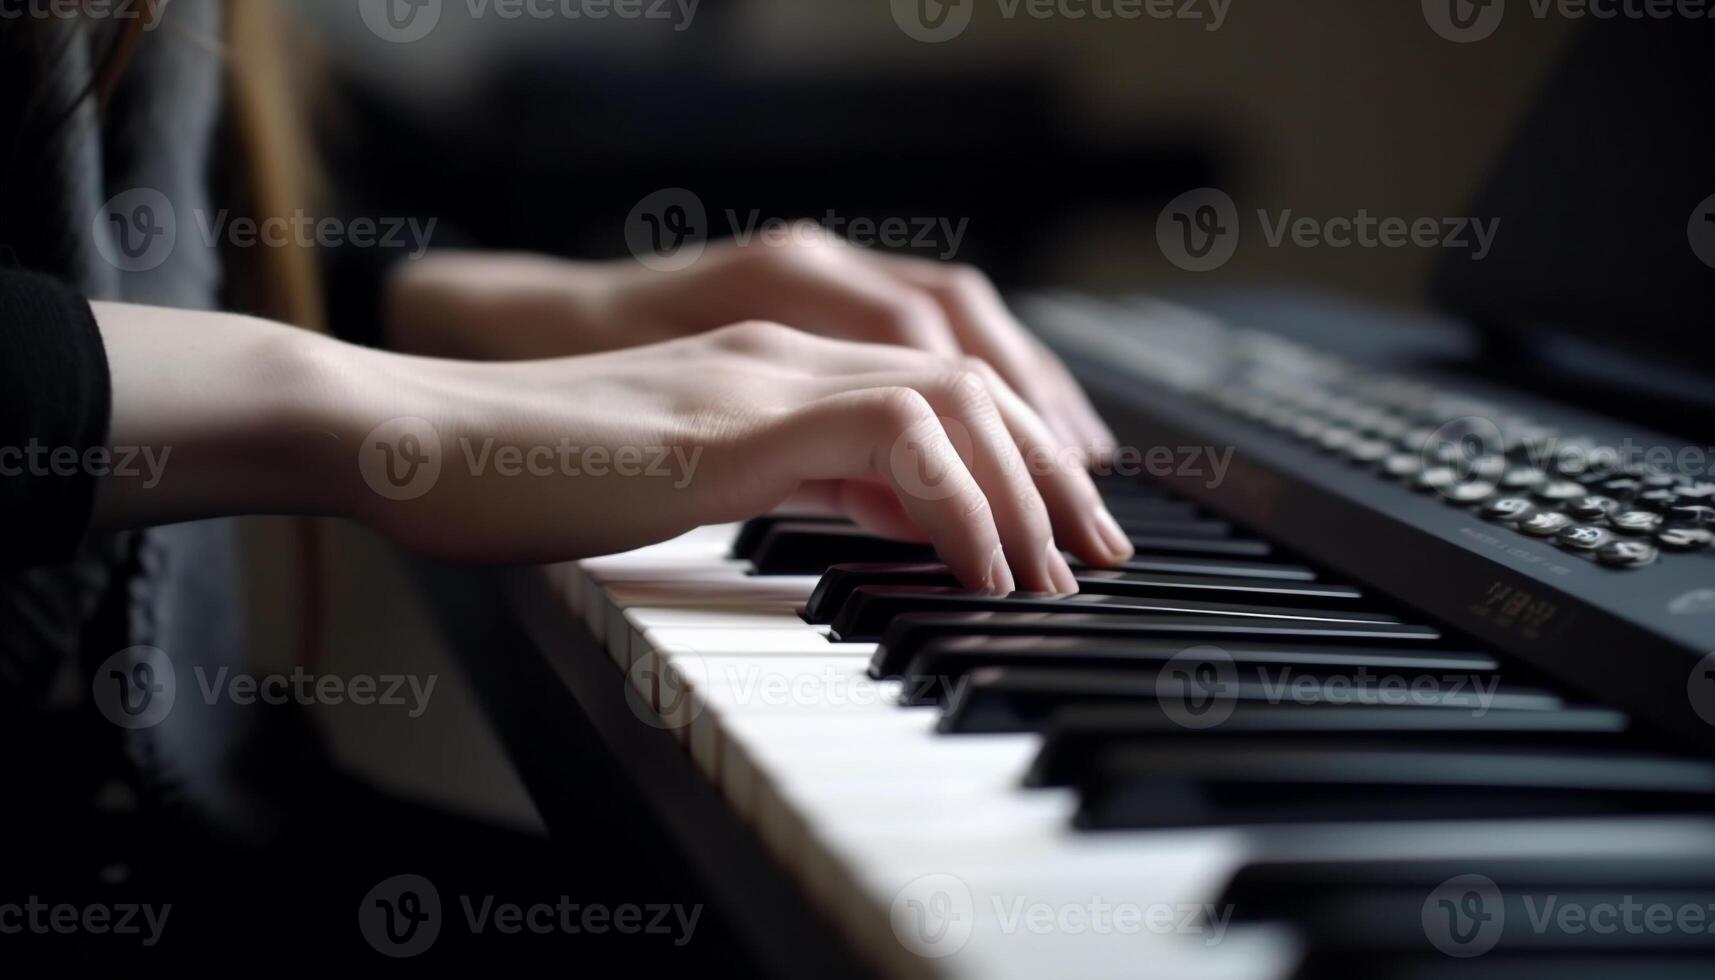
555,477,1715,980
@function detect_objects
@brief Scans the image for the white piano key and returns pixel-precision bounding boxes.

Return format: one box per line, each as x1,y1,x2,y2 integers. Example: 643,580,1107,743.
644,626,863,656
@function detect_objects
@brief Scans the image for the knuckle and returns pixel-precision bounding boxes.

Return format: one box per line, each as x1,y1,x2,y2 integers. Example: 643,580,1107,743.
870,386,937,431
940,262,995,299
958,490,994,523
715,320,796,352
867,294,944,345
925,366,992,416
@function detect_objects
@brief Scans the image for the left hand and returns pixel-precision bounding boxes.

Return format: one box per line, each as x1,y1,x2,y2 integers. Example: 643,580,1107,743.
384,233,1116,458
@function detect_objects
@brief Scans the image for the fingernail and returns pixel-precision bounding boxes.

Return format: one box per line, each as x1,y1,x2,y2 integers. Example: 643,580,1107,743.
1090,508,1134,563
1047,540,1079,594
986,544,1014,596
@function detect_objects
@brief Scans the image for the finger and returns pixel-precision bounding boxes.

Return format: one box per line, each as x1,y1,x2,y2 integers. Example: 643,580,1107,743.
871,255,1117,454
752,331,1130,569
733,238,964,357
958,358,1134,568
756,388,1011,593
818,368,1071,593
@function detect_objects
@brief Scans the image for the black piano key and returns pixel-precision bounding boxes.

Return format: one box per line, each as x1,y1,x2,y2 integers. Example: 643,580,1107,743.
1127,534,1273,557
729,513,847,561
1096,554,1320,581
803,563,1367,625
1115,517,1233,538
832,585,1402,643
900,635,1496,706
870,613,1442,678
749,522,933,574
939,667,1558,732
1101,496,1202,521
1027,702,1629,786
1227,855,1715,975
1304,952,1715,980
803,563,958,622
1074,745,1715,829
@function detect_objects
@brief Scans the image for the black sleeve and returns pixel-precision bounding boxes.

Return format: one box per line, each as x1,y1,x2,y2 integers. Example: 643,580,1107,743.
0,268,112,570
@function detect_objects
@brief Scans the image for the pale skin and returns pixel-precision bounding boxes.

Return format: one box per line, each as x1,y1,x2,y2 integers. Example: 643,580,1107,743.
93,235,1135,594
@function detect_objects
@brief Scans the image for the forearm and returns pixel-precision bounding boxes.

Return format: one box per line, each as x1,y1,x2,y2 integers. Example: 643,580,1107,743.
383,250,641,360
92,302,375,530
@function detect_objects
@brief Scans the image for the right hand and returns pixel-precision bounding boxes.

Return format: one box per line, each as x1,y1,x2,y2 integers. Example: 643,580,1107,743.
352,321,1135,592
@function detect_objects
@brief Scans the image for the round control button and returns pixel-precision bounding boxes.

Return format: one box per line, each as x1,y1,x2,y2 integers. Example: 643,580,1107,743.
1533,480,1585,503
1555,524,1614,550
1610,510,1664,536
1345,438,1394,463
1596,540,1657,568
1442,481,1498,504
1480,497,1534,522
1667,505,1715,528
1567,495,1620,521
1414,467,1458,492
1657,527,1714,551
1518,511,1574,537
1500,467,1548,490
1383,453,1423,478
